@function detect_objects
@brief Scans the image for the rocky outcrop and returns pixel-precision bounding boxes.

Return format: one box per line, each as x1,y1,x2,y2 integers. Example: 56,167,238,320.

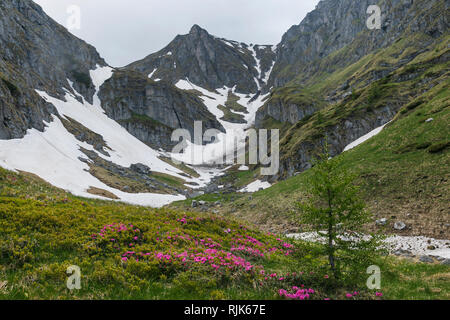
255,95,318,128
0,0,107,139
98,70,225,150
275,104,400,180
268,0,448,88
126,25,275,93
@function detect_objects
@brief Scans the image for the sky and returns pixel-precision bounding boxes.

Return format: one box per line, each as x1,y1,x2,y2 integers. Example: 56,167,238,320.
33,0,320,67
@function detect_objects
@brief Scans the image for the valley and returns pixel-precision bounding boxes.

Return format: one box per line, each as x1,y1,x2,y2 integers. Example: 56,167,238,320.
0,0,448,301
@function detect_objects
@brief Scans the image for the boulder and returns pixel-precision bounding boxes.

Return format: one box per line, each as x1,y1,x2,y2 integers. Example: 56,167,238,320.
394,221,406,231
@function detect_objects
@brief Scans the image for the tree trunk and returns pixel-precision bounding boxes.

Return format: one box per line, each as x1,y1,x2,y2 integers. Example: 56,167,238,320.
327,188,337,278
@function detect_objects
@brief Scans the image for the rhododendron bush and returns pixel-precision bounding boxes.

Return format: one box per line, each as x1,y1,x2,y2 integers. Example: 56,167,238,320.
0,188,386,300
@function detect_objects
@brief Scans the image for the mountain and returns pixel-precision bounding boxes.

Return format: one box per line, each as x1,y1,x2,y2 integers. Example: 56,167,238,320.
0,0,109,140
0,0,448,217
0,0,221,206
100,25,277,152
98,69,225,150
256,0,449,180
126,24,276,94
268,0,448,88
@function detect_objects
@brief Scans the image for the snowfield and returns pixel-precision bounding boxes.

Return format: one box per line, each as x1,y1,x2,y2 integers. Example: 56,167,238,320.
0,60,276,206
287,232,450,260
172,79,269,166
0,65,187,207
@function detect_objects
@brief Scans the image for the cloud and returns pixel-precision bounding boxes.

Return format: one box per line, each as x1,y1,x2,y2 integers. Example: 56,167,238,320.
33,0,319,67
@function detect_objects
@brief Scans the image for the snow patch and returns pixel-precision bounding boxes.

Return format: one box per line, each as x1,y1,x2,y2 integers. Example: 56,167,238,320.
0,65,188,207
343,122,390,152
287,232,450,260
239,180,271,193
148,68,158,79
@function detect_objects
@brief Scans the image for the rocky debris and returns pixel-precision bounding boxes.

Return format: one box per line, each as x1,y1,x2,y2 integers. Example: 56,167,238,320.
191,200,198,208
289,232,450,262
79,147,180,195
419,255,434,263
394,221,407,231
442,259,450,266
394,249,414,257
130,163,152,175
376,218,388,226
187,191,204,199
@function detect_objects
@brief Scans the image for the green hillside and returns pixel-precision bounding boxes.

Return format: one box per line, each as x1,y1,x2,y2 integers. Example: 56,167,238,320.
0,167,448,300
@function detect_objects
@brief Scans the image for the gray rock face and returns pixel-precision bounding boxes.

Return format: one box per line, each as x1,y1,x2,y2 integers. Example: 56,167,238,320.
126,25,276,94
0,0,107,140
98,70,225,150
419,255,434,264
276,104,399,180
255,98,317,128
268,0,447,88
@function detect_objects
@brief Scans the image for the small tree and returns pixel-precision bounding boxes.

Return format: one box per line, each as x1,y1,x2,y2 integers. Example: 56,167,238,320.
297,143,384,284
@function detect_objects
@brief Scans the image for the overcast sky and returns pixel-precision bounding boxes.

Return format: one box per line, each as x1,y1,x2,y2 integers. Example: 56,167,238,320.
33,0,320,67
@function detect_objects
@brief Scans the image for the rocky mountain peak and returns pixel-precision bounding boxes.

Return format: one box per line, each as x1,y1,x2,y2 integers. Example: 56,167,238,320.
189,24,208,36
126,24,276,93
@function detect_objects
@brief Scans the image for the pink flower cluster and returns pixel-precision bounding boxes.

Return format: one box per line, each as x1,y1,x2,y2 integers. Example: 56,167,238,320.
346,291,359,298
279,287,316,300
120,247,263,273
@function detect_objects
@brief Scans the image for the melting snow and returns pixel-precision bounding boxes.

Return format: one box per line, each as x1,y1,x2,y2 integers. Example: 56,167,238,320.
173,79,269,166
148,68,158,79
0,65,187,207
343,122,390,152
287,232,450,260
239,180,271,193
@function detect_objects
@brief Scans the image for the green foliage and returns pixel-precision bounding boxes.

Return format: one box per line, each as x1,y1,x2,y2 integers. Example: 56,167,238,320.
296,143,384,284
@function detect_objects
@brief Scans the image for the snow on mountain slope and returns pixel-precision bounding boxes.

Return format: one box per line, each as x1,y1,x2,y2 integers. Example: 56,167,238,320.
343,122,390,152
239,180,272,193
0,65,189,207
172,79,269,166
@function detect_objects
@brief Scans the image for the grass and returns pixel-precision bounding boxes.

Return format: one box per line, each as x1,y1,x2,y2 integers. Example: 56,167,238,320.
198,79,449,239
1,167,448,300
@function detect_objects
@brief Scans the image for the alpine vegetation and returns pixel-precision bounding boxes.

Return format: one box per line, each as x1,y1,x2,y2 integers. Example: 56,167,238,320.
0,0,448,305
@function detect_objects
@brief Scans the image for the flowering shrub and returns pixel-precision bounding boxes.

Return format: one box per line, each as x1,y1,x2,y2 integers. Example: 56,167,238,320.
0,167,394,300
92,223,145,253
279,287,316,300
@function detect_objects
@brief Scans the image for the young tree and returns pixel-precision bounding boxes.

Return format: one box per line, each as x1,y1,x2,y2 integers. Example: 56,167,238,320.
297,143,384,283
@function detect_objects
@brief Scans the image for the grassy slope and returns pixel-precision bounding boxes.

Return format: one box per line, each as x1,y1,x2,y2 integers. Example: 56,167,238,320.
172,34,450,240
0,167,448,300
175,79,449,240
